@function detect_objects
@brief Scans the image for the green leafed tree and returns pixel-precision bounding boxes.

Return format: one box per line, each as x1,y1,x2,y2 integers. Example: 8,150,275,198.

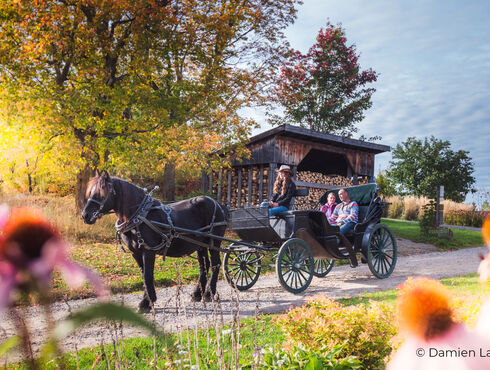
0,0,300,206
387,136,475,202
375,171,396,197
270,22,378,136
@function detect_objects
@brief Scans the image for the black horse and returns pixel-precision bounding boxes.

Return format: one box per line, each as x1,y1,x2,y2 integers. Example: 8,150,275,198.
81,170,228,312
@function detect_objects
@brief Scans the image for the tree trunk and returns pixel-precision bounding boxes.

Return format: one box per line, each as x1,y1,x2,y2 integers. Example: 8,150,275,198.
75,164,95,212
162,162,175,201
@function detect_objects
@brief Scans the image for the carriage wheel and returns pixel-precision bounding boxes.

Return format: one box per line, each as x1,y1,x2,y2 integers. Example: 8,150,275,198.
313,259,335,277
364,224,397,279
223,248,262,291
276,238,314,294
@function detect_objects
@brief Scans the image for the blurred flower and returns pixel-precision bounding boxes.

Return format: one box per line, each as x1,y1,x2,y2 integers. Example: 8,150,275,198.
396,277,454,340
476,216,490,339
388,277,490,370
478,216,490,283
0,206,108,310
482,216,490,247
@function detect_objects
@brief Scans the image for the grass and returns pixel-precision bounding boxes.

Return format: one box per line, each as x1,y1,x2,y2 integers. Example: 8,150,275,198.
13,315,284,369
9,274,488,369
52,243,202,300
338,273,490,306
382,218,483,250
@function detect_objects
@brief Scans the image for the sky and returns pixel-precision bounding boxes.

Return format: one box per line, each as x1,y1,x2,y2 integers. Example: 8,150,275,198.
247,0,490,205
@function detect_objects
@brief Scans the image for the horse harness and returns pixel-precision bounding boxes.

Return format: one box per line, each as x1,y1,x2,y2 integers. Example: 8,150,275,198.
115,192,228,259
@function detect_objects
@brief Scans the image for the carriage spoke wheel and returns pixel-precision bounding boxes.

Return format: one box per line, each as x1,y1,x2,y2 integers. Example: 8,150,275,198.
313,259,335,277
276,238,314,294
365,224,397,279
223,248,262,291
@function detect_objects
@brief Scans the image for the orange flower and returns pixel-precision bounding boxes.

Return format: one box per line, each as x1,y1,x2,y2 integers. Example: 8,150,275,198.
0,205,108,310
0,207,58,268
396,277,454,341
483,215,490,247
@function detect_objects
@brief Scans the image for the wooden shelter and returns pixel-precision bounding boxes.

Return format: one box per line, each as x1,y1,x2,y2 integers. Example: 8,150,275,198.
203,124,390,209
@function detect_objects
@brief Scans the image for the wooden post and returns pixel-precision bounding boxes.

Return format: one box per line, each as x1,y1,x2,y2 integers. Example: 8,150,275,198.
436,185,444,226
259,165,264,203
201,171,208,193
237,168,242,208
227,170,232,208
268,163,277,200
217,170,222,202
247,167,253,207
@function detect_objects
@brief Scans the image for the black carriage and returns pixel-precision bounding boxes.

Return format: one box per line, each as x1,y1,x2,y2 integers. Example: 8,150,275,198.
223,183,397,293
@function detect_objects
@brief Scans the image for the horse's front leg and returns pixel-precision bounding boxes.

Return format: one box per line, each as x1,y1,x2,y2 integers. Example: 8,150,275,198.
191,249,209,302
205,249,221,302
132,249,156,313
139,250,157,313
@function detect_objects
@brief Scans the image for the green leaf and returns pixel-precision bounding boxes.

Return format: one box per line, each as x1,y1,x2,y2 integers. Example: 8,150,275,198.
304,355,324,370
51,302,162,341
0,336,19,358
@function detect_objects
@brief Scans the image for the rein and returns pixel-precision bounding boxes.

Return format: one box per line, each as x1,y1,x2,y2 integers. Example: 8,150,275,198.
114,187,227,258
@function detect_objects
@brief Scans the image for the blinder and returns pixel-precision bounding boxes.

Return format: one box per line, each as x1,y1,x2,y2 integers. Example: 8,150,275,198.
86,181,116,222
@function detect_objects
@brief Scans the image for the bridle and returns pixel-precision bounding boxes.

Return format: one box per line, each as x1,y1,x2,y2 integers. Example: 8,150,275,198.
85,180,116,222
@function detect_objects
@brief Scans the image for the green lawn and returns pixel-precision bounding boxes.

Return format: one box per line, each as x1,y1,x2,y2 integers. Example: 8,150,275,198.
338,273,489,306
381,218,483,250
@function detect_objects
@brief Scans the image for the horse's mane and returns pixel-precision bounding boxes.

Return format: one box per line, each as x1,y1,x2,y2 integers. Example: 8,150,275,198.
111,176,146,196
86,175,145,200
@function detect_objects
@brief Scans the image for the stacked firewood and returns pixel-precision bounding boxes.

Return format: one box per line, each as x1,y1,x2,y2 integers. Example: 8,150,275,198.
294,171,354,210
293,187,325,210
296,171,353,187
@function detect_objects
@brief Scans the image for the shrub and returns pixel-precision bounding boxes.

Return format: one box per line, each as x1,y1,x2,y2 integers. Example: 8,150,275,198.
385,196,404,219
419,200,436,234
276,296,396,369
444,211,486,228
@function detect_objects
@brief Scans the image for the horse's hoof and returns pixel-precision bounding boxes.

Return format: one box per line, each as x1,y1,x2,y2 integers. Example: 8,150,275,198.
203,291,219,302
138,300,152,313
190,291,202,302
138,306,152,314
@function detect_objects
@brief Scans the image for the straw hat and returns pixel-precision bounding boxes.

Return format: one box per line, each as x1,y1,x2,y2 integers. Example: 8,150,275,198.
277,165,293,174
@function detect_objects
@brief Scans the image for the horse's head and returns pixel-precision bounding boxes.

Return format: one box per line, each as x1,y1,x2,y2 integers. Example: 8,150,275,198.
81,170,116,224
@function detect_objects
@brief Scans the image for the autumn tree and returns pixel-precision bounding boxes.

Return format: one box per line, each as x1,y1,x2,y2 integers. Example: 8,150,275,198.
387,136,475,202
270,22,378,136
0,0,300,206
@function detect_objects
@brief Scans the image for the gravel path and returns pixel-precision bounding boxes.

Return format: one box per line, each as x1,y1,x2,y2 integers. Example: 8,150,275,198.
1,242,487,363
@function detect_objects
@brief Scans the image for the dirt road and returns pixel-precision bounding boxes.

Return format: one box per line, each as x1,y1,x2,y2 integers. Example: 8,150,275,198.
1,244,487,362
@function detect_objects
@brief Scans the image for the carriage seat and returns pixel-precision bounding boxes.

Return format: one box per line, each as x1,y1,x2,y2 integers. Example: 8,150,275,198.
272,188,309,237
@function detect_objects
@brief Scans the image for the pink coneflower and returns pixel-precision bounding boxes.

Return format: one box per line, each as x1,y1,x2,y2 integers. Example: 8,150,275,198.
0,205,108,310
388,277,490,370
